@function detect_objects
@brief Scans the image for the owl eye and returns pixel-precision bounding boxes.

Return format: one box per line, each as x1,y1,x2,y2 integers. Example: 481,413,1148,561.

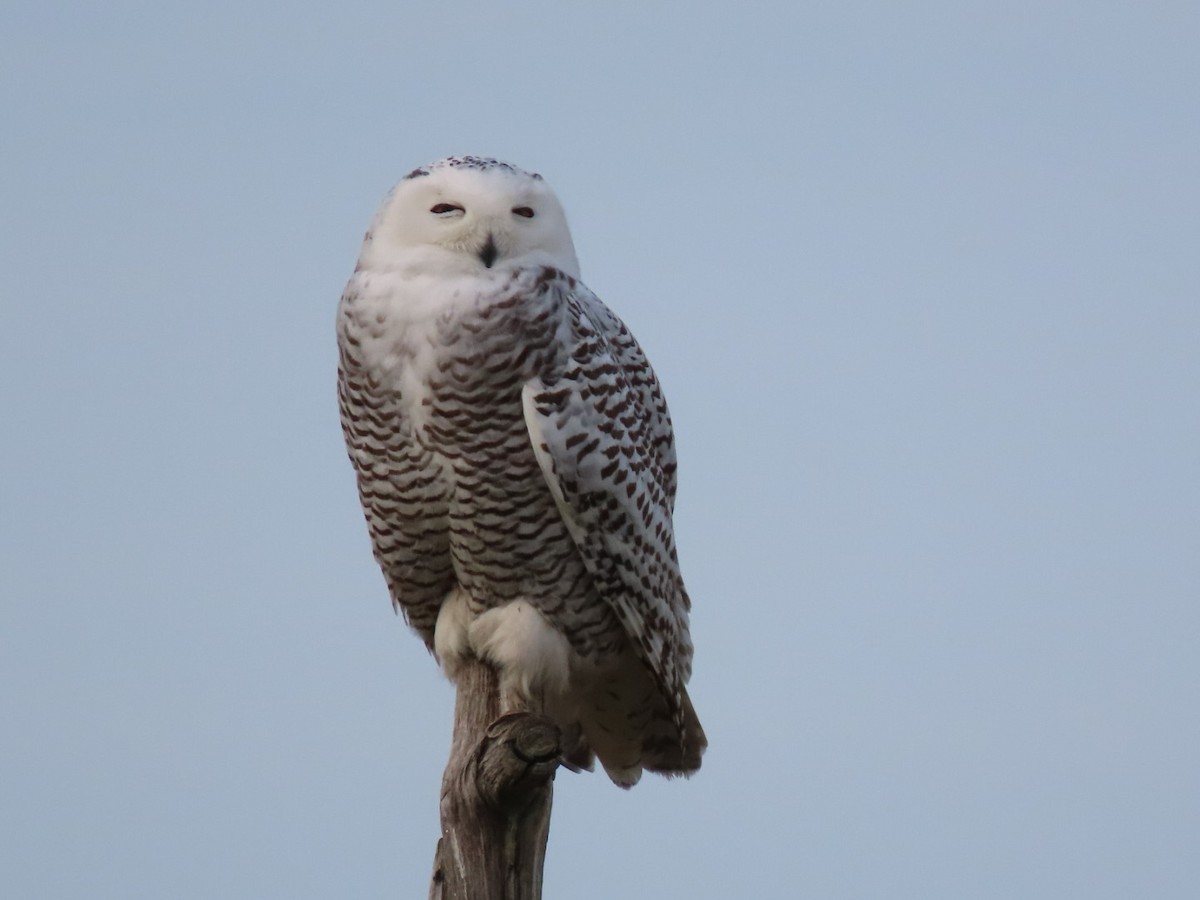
512,206,535,219
430,203,464,215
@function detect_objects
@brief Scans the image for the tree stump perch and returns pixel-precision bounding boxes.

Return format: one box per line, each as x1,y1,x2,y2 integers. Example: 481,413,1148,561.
429,656,562,900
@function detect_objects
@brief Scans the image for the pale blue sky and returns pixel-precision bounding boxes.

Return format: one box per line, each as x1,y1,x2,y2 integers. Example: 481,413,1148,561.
2,2,1197,897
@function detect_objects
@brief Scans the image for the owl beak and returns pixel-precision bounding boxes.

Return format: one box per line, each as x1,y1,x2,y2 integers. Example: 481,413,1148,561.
479,233,498,269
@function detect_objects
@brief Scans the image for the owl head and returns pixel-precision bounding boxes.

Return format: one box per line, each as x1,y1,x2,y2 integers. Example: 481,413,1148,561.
359,156,581,279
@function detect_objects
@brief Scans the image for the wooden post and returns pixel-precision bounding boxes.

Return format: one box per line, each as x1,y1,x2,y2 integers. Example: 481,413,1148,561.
428,657,562,900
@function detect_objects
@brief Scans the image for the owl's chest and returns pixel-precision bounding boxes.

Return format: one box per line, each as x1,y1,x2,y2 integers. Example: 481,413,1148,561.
339,270,587,599
342,264,569,477
396,329,575,597
346,271,559,397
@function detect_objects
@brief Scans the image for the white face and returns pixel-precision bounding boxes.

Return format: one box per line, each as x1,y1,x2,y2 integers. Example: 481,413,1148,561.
363,158,581,279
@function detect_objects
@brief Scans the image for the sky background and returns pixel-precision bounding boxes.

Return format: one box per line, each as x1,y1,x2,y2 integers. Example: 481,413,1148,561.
2,1,1197,897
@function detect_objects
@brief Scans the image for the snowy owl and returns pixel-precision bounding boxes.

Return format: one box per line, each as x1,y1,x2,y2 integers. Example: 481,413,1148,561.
336,156,705,786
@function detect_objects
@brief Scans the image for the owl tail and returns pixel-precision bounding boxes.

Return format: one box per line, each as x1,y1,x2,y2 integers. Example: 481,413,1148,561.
577,651,706,787
642,685,706,778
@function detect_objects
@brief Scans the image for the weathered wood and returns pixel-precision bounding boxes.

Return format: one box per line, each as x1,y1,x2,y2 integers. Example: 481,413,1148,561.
429,657,562,900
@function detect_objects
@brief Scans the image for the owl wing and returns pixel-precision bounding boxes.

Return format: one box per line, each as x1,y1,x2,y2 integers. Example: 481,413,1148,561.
569,294,680,509
522,285,693,708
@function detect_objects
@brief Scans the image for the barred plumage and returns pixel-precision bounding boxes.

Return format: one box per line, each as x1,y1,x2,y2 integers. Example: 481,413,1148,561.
337,157,705,785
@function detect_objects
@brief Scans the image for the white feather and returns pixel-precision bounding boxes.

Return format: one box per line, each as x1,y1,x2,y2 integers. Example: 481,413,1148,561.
469,599,573,701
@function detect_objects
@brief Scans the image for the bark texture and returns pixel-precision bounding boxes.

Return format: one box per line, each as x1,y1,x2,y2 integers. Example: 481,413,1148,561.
428,658,561,900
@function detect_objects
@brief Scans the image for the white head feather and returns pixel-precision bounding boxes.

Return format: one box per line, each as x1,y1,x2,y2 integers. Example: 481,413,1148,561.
358,156,581,280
